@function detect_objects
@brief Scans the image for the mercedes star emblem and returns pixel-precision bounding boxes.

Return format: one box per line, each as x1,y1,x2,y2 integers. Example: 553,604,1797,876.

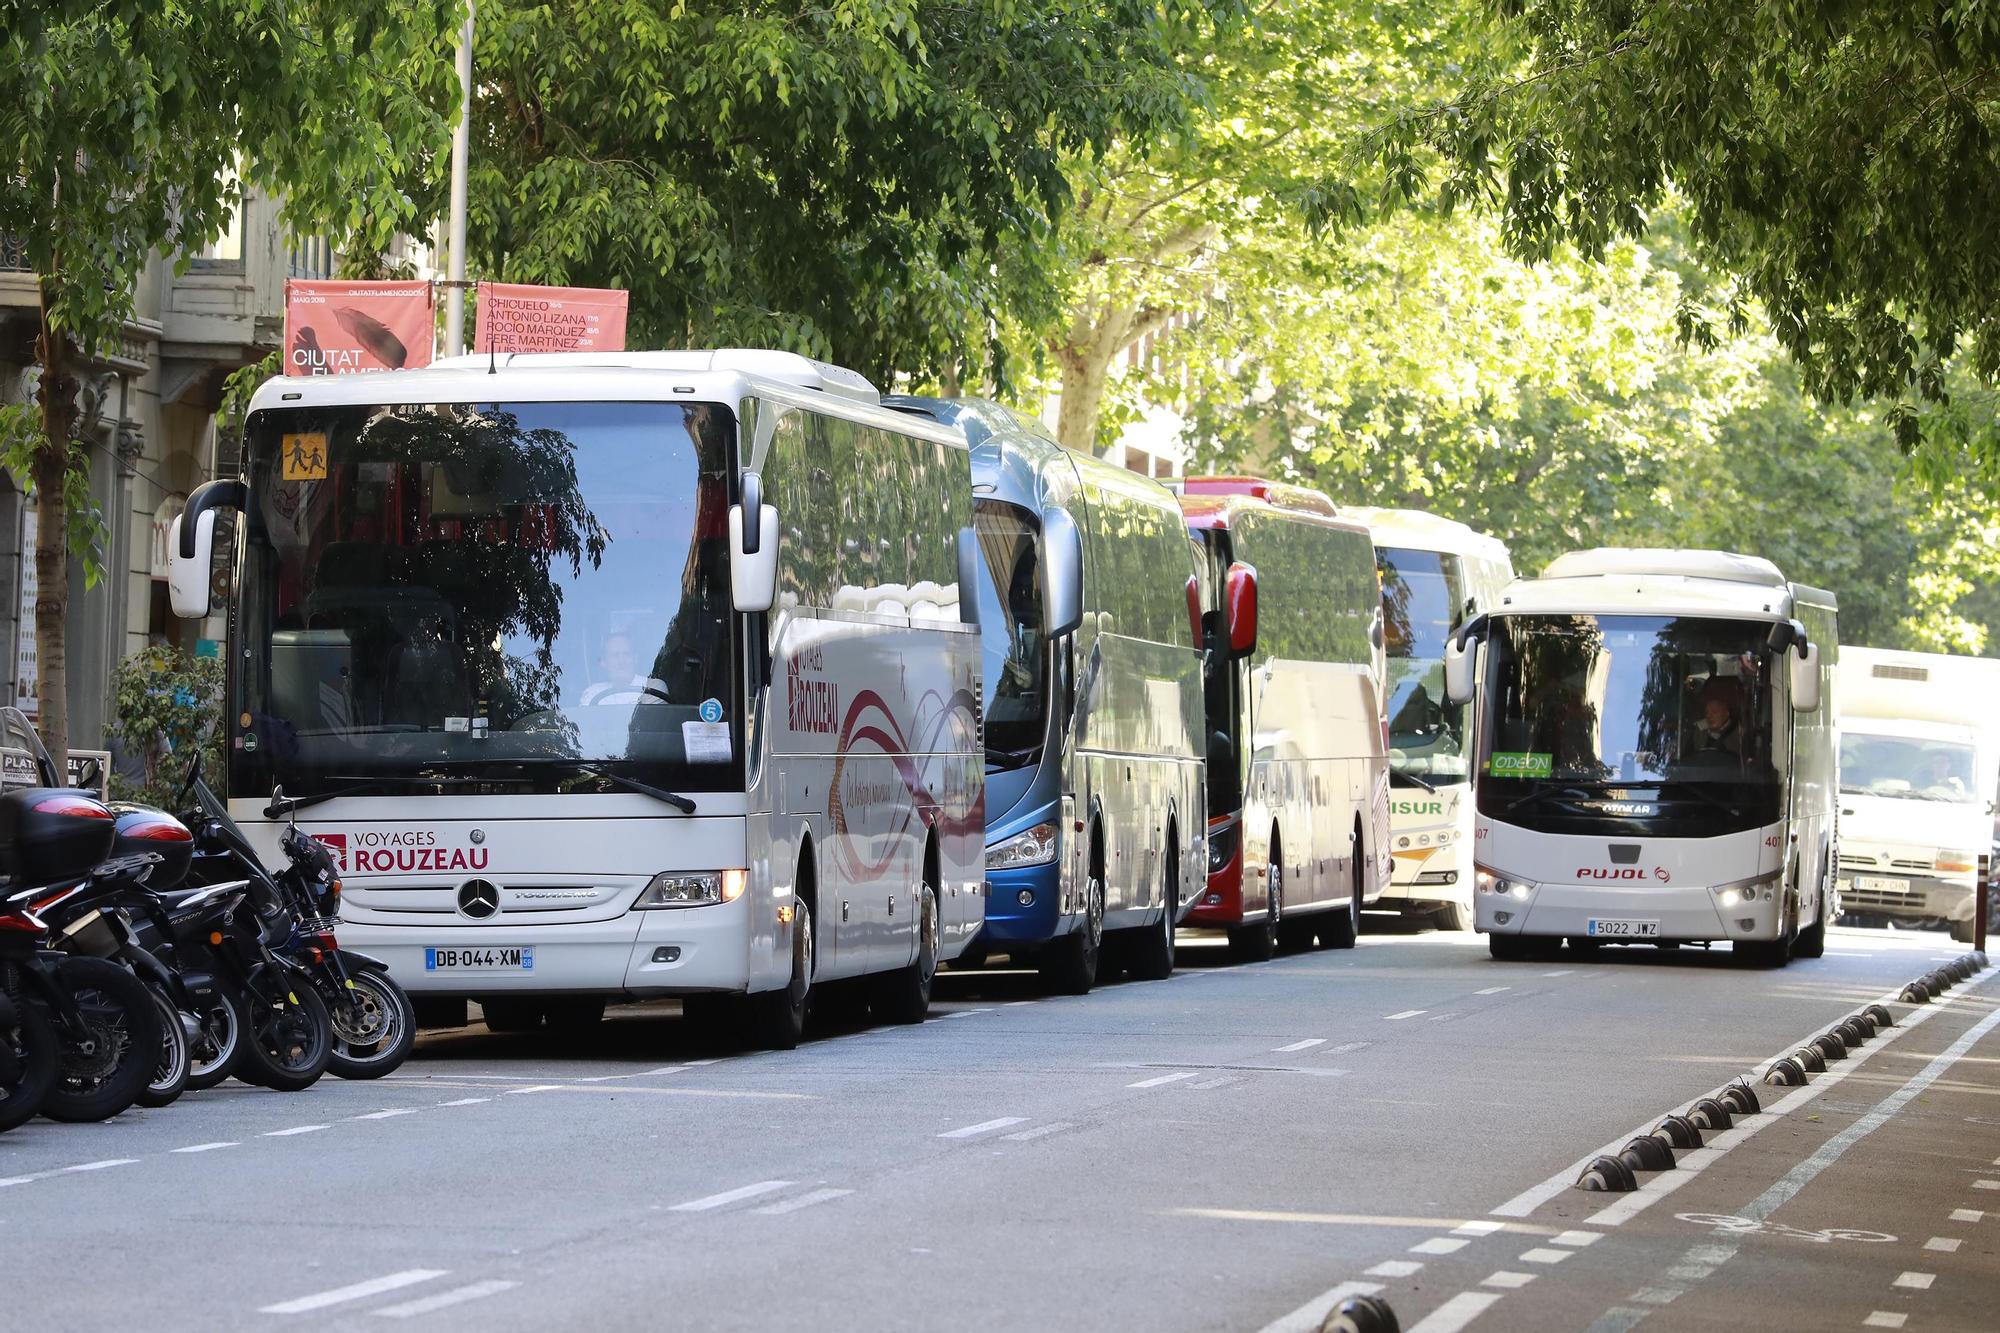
457,879,501,919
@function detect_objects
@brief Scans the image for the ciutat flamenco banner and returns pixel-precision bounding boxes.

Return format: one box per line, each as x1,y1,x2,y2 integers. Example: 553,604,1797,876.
283,279,437,376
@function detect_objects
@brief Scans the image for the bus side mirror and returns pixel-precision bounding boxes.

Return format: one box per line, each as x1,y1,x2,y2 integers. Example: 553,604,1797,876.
729,470,779,613
1185,576,1203,651
1443,639,1476,706
1225,561,1258,659
170,477,246,619
1789,641,1822,713
1040,506,1084,638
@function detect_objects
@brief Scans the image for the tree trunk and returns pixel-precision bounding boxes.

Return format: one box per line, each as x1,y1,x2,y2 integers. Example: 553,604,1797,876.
1055,347,1111,453
32,287,78,774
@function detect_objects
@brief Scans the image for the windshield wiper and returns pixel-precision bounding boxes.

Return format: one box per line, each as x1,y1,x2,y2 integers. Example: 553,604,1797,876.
1497,784,1596,818
1391,769,1438,793
571,762,697,813
265,775,490,817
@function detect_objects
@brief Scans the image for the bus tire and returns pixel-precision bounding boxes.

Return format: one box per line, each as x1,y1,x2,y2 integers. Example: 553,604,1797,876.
746,898,813,1050
1320,848,1361,950
874,884,938,1025
1229,841,1282,963
1041,873,1104,996
1433,900,1472,932
1126,830,1178,982
1489,934,1533,961
1793,893,1827,960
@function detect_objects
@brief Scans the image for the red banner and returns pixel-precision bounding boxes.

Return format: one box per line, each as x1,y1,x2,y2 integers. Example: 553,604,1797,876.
474,282,629,355
284,280,435,376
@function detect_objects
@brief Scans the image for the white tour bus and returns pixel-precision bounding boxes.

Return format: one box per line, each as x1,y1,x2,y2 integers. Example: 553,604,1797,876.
1346,508,1513,929
170,350,986,1048
1835,646,2000,941
1444,548,1838,965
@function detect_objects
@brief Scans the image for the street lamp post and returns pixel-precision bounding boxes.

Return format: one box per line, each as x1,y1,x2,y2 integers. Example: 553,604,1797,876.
443,1,475,357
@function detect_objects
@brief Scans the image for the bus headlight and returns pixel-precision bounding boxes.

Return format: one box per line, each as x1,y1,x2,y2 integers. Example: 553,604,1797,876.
986,823,1057,870
636,871,748,908
1713,870,1781,909
1475,866,1534,900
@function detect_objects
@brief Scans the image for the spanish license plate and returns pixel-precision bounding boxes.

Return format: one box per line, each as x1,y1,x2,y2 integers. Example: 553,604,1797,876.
1587,918,1660,938
1855,876,1910,893
425,946,535,972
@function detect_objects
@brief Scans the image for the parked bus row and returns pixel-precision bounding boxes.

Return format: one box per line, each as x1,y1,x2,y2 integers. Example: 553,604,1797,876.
167,349,1853,1050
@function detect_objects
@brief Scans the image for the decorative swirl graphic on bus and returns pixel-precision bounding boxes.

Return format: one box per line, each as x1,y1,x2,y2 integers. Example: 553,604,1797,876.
827,686,982,880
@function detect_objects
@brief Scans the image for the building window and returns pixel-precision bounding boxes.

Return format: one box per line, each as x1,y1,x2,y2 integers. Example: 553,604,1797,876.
190,166,245,273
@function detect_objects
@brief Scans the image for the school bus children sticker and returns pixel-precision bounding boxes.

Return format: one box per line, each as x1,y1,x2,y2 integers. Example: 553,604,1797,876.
281,432,329,481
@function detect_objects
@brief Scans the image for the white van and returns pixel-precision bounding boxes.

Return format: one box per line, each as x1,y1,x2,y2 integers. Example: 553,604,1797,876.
1345,508,1513,929
1446,548,1838,965
1835,646,2000,941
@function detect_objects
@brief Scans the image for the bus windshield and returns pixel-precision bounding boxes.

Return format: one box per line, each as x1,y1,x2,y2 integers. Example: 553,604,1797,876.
1840,734,1979,803
1379,546,1468,786
1477,613,1782,835
228,400,742,797
972,499,1048,773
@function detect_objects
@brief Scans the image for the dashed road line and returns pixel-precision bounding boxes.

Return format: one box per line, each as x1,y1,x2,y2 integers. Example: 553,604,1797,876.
1922,1236,1960,1252
1324,1041,1372,1055
752,1187,853,1216
64,1158,139,1172
1452,1221,1505,1237
1191,1075,1243,1090
264,1125,329,1138
1272,1038,1326,1053
1519,1247,1572,1265
1891,1272,1934,1290
939,1117,1028,1138
1973,1178,1999,1190
1474,986,1511,995
1128,1071,1200,1089
1384,1009,1426,1021
352,1109,418,1121
503,1084,566,1095
171,1142,239,1154
1542,970,1574,978
260,1270,449,1315
1553,1229,1603,1247
1950,1208,1983,1222
668,1180,794,1212
1482,1272,1536,1289
373,1280,517,1319
438,1097,490,1107
1001,1122,1073,1142
1863,1314,1908,1329
1407,1291,1501,1333
1410,1237,1468,1255
1366,1260,1423,1278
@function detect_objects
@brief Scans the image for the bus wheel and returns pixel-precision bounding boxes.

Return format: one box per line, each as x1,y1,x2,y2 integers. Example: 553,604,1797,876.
1792,884,1827,959
875,884,938,1024
1320,852,1360,950
1041,875,1104,995
1229,850,1281,963
747,899,813,1049
1126,835,1178,982
1433,900,1472,932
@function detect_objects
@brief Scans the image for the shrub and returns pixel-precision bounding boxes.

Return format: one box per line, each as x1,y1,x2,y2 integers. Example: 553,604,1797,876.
108,644,224,808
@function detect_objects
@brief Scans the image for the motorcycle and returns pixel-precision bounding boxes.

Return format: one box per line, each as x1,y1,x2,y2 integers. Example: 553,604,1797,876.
0,983,57,1132
175,759,409,1081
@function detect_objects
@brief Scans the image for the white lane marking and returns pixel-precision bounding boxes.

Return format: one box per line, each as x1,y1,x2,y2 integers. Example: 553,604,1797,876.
1494,972,1964,1220
1520,1247,1572,1264
1452,1220,1505,1237
1863,1314,1908,1329
1000,1122,1073,1142
1408,1291,1502,1333
573,1066,688,1082
1273,1039,1326,1053
1410,1237,1468,1255
64,1159,139,1172
1482,1272,1536,1289
1253,1281,1384,1333
1554,1229,1604,1247
1325,1041,1372,1054
438,1097,490,1107
1367,1260,1424,1278
1923,1236,1961,1252
683,1058,723,1066
1826,950,1876,957
1474,986,1511,995
938,1117,1028,1138
264,1125,330,1138
1004,999,1035,1007
1543,970,1574,977
353,1109,418,1121
1190,1076,1243,1090
503,1084,566,1094
259,1270,448,1315
1950,1208,1984,1222
752,1187,854,1216
0,1175,39,1188
667,1180,794,1212
372,1280,517,1319
1631,1287,1680,1306
1892,1272,1935,1290
1128,1071,1199,1089
1384,1010,1426,1021
171,1142,239,1154
1974,1179,2000,1190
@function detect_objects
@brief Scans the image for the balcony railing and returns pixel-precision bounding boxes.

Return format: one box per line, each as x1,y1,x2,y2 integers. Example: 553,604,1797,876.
288,236,333,281
2,233,29,273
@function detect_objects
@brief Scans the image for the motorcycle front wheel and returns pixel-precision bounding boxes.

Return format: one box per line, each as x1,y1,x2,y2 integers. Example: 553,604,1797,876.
133,984,191,1108
1,992,58,1132
236,973,334,1093
327,969,417,1080
40,956,165,1122
184,987,245,1092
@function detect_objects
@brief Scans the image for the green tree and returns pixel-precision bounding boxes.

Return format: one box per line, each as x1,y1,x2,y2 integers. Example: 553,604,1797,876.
107,645,224,808
1372,0,2000,450
461,0,1216,386
0,0,458,767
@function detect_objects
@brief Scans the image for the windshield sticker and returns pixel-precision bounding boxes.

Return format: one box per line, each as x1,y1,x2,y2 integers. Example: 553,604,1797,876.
1488,751,1551,779
281,432,329,482
682,720,731,764
443,716,469,733
698,697,725,724
241,732,258,753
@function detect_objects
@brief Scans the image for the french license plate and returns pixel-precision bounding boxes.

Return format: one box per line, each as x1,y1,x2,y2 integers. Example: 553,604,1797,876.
1855,876,1909,893
425,946,535,971
1587,918,1660,938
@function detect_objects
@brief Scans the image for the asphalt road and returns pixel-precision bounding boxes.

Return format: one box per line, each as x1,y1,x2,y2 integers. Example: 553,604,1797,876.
2,921,1992,1332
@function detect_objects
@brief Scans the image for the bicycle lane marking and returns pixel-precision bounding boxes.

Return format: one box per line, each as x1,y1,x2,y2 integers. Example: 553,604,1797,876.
1581,994,2000,1332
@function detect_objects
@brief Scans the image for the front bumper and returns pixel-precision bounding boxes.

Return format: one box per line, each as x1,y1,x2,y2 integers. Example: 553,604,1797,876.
341,895,761,998
977,860,1065,947
1478,880,1784,943
1838,872,1975,924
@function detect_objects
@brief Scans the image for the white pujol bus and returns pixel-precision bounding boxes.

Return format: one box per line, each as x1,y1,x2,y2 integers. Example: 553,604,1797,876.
1345,508,1513,930
1444,549,1838,965
169,350,986,1048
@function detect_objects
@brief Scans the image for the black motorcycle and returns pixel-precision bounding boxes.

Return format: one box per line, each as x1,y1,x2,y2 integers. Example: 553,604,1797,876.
0,982,57,1132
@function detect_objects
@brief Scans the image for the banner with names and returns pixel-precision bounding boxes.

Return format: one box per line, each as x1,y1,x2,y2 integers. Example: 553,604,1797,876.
474,282,629,355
